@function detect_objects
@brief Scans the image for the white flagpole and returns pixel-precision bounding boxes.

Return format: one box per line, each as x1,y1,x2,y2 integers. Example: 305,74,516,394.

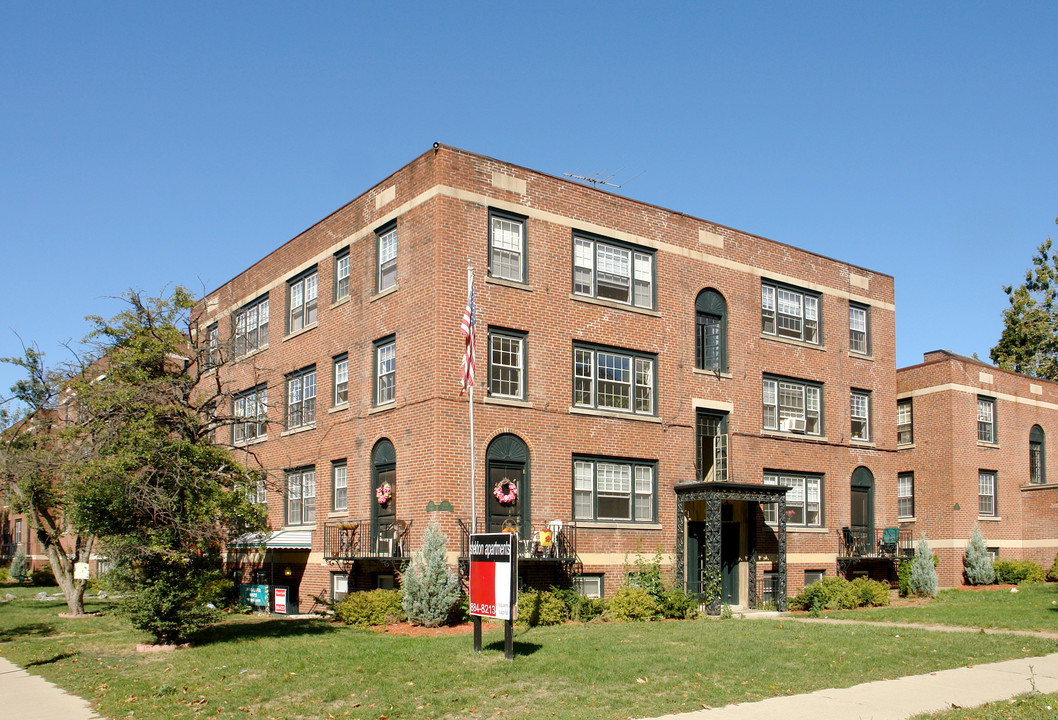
468,266,477,534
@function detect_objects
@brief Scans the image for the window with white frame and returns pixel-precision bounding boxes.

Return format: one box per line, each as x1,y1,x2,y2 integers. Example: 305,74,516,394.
376,223,397,292
334,249,350,301
331,573,348,601
897,399,913,445
573,232,654,309
332,460,347,511
253,475,267,505
233,385,267,444
978,396,996,443
374,337,396,406
849,303,869,354
897,472,914,518
573,574,604,599
850,390,871,441
763,472,823,527
573,457,655,523
286,367,316,430
205,323,219,368
489,209,526,283
761,281,820,344
333,354,348,406
288,268,318,333
762,376,822,435
286,467,316,526
574,344,656,415
979,470,997,517
233,295,269,357
488,328,526,400
13,518,22,546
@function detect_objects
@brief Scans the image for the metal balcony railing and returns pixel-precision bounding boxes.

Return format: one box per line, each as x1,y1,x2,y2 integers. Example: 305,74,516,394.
322,518,412,561
457,517,579,563
838,526,914,560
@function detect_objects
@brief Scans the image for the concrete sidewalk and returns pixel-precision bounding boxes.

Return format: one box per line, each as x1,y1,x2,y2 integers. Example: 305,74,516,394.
643,652,1058,720
0,655,101,720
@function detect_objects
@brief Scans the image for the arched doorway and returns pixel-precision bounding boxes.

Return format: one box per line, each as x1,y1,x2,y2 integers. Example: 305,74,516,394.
486,434,530,535
371,439,396,553
851,466,875,541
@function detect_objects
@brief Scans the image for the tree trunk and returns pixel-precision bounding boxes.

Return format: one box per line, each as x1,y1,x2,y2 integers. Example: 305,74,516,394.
46,542,90,616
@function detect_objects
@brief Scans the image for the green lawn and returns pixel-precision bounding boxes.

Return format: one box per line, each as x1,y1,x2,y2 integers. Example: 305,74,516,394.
1,596,1056,720
826,584,1058,632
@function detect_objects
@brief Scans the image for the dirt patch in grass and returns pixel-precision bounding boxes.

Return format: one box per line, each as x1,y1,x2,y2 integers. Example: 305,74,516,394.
379,621,477,636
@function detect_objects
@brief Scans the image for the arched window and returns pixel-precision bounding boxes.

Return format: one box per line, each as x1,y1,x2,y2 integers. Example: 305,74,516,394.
1030,425,1045,485
695,289,728,373
371,439,396,549
486,434,530,534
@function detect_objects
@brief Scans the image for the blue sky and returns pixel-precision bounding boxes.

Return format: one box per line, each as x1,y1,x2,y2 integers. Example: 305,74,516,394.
2,2,1057,400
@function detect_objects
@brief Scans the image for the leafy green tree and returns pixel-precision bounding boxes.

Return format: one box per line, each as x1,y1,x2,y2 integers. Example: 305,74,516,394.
401,521,460,627
964,524,995,585
1,347,96,615
63,289,265,643
991,222,1058,378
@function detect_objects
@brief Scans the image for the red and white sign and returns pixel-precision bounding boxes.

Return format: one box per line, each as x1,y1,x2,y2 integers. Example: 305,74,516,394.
274,586,287,614
469,533,517,621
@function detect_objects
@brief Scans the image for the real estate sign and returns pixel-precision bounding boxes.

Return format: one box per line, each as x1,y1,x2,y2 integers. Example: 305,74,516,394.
469,533,518,621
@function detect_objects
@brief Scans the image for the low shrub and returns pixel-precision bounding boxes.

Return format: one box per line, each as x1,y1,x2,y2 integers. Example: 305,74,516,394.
30,565,55,586
572,596,607,622
897,559,912,597
334,589,406,628
850,577,891,607
789,577,857,611
993,560,1046,585
658,588,698,619
518,589,569,627
607,586,659,621
1048,552,1058,583
0,566,9,583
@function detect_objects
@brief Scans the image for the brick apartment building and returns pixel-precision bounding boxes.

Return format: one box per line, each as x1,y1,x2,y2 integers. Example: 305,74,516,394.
897,350,1058,586
199,144,904,613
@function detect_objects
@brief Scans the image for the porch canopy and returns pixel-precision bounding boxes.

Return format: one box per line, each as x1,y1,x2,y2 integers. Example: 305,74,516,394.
674,481,789,613
229,529,314,550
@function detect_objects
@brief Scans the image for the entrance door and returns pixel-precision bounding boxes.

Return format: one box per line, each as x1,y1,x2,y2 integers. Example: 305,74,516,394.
850,466,876,554
687,521,705,595
720,521,739,605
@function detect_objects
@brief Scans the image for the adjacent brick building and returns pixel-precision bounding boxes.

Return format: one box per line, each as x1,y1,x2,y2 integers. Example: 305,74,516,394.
199,144,905,613
897,350,1058,586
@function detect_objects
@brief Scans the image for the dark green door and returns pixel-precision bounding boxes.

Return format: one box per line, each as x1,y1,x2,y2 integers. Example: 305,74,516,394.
687,521,705,594
720,522,739,605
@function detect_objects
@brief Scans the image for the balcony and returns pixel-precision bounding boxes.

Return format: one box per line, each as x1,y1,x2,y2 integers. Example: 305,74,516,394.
837,526,913,575
322,519,412,562
457,518,579,564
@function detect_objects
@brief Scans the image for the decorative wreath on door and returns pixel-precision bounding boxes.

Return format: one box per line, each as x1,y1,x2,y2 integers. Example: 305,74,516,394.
493,478,517,505
375,482,392,505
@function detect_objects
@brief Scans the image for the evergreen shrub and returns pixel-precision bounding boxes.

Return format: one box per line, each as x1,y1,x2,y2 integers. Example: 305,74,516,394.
909,536,939,597
850,577,891,607
400,521,461,627
30,565,55,586
897,559,912,597
964,525,995,585
788,577,857,611
1047,552,1058,582
10,549,26,581
335,589,405,627
658,588,699,619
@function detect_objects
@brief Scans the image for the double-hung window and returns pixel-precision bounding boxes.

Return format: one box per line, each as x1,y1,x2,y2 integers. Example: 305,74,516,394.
374,336,396,406
850,390,871,441
897,472,914,518
288,268,318,333
849,303,870,354
333,354,348,406
573,232,654,309
489,209,527,283
334,249,350,302
332,461,347,511
762,281,820,344
488,328,526,400
762,376,822,435
286,366,316,430
763,472,822,527
573,457,655,523
205,323,219,368
233,385,267,444
1030,425,1045,484
253,475,267,505
977,396,996,443
897,399,913,444
233,295,269,357
574,344,656,416
979,470,997,517
286,467,316,526
376,222,397,292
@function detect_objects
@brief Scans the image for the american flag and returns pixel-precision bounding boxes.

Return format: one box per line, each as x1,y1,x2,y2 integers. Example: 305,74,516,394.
459,271,476,394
